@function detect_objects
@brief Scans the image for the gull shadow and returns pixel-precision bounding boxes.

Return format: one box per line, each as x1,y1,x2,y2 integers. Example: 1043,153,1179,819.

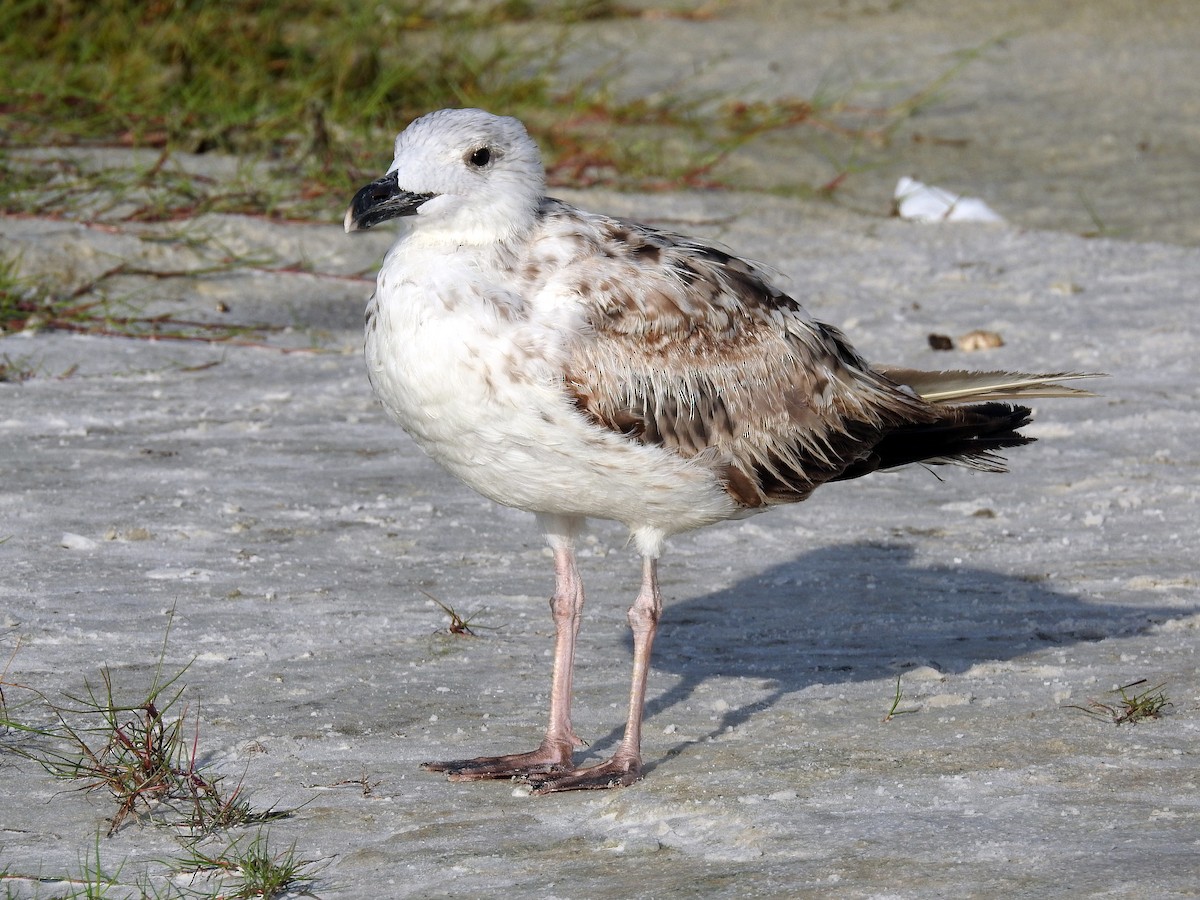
581,540,1184,766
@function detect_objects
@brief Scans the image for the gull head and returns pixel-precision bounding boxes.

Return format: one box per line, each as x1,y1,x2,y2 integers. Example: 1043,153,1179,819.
344,108,546,245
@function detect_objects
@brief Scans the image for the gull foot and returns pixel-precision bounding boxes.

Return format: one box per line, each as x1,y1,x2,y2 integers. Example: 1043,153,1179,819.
421,746,571,782
523,756,642,794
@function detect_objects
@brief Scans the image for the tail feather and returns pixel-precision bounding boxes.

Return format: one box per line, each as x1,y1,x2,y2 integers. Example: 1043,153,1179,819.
834,370,1099,484
874,401,1033,473
835,401,1032,482
878,368,1100,404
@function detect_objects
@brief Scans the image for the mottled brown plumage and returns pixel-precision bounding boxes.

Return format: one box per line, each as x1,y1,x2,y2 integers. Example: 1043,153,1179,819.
515,200,1066,510
346,109,1096,794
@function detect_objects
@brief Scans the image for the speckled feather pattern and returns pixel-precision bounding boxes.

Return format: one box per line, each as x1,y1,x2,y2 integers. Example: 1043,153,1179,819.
351,108,1087,557
516,200,939,507
344,108,1096,792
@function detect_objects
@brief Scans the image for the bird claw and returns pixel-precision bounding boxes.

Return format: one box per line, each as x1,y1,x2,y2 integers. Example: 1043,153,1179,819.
522,758,643,794
421,748,571,781
422,748,643,792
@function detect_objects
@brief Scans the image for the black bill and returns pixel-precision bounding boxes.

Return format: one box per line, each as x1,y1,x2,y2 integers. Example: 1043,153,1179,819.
344,171,436,232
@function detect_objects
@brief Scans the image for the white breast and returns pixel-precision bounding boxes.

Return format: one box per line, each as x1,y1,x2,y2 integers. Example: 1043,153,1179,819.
364,253,737,543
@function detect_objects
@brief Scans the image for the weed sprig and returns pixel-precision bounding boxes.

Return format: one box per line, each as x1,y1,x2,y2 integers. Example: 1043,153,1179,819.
0,611,290,836
882,674,920,723
0,253,285,346
173,832,320,899
1066,679,1172,726
420,588,495,637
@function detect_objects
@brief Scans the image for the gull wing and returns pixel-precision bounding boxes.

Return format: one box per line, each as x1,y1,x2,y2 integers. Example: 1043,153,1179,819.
528,203,934,507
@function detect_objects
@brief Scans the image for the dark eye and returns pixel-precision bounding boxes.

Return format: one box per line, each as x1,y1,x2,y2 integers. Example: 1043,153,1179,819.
467,147,491,167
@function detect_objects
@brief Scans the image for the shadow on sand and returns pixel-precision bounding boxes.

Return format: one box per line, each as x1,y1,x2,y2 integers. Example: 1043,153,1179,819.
581,540,1181,764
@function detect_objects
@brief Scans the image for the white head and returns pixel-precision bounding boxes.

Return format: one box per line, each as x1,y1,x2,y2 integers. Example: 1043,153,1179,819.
344,108,546,246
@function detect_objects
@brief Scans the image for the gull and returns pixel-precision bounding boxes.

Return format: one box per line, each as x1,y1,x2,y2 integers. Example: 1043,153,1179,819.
344,108,1093,793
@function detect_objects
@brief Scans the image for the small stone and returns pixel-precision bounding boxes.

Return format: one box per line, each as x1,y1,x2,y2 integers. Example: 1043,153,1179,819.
1050,281,1083,295
957,329,1004,351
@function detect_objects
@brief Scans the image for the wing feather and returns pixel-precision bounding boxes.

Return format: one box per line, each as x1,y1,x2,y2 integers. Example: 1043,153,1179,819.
878,368,1100,404
523,202,934,508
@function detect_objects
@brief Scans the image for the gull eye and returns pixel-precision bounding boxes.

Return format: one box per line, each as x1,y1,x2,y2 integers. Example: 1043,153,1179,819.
467,147,492,168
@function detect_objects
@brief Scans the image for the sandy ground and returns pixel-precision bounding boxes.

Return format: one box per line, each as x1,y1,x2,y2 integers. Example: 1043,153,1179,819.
3,1,1199,897
579,0,1200,245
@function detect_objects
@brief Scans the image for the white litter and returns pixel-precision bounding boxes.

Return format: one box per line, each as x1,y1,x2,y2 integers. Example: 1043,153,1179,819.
894,176,1005,224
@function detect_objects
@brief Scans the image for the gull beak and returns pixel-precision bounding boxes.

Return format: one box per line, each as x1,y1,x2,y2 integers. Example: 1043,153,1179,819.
343,171,436,233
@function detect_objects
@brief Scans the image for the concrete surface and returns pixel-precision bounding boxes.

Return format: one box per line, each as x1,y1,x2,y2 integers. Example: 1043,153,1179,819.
2,1,1198,896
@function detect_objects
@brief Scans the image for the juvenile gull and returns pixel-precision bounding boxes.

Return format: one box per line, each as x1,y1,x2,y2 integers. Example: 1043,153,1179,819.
345,108,1093,793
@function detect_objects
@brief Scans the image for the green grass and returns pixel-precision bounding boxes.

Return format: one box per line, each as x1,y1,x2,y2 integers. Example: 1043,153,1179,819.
0,0,620,220
0,610,291,836
882,673,919,722
173,832,320,899
0,1,564,151
1,616,311,897
1,830,319,899
0,0,971,224
1066,679,1172,726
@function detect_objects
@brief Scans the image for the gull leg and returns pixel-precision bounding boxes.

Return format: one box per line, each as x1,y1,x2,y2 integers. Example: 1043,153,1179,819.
422,517,585,781
526,555,661,793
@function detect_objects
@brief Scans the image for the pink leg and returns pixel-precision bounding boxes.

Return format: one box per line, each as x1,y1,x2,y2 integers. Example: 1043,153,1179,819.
525,555,662,793
422,522,585,781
